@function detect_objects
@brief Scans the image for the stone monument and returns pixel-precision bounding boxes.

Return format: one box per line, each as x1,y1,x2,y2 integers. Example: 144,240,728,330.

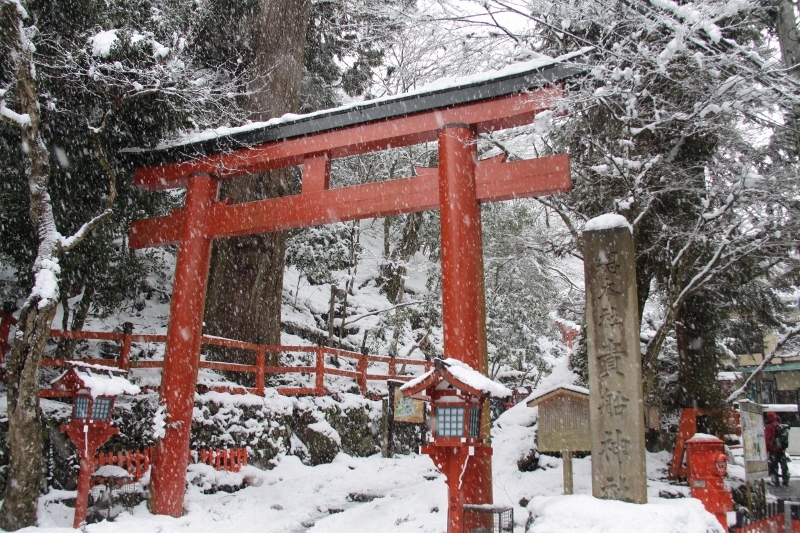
583,214,647,504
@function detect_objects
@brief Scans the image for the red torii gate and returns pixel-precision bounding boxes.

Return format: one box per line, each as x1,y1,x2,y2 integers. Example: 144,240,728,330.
127,60,580,519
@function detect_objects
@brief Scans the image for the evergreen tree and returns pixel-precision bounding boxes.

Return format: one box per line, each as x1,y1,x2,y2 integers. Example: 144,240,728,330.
430,0,800,407
0,0,236,527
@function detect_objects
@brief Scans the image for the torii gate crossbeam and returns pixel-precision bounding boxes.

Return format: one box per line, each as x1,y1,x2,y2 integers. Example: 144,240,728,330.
126,58,581,522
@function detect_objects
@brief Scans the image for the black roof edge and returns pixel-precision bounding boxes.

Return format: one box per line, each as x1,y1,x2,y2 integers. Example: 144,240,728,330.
120,55,591,170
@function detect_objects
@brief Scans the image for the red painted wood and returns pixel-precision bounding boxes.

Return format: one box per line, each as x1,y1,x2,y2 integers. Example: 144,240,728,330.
734,515,783,532
263,365,316,374
255,349,266,395
130,154,570,249
357,357,368,395
49,330,124,341
201,335,264,351
150,174,218,517
62,421,119,527
198,361,258,373
438,124,493,513
324,368,361,379
276,387,317,396
301,154,331,194
120,331,132,371
133,89,562,190
315,348,325,397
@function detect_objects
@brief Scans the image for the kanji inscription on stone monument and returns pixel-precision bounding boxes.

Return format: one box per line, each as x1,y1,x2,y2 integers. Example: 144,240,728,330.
584,215,647,504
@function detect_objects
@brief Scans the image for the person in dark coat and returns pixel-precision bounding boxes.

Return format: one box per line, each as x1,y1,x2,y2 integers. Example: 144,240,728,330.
765,411,790,486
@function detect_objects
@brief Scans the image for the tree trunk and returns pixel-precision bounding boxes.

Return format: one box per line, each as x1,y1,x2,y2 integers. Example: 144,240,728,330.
203,0,312,359
55,284,94,359
774,0,800,154
381,212,423,303
1,5,56,527
0,301,55,530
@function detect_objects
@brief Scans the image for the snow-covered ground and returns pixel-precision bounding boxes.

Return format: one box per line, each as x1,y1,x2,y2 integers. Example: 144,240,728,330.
20,398,723,533
1,217,724,532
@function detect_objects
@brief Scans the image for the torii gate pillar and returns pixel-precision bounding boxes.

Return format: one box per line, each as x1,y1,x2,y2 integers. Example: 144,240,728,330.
149,174,217,516
438,124,493,508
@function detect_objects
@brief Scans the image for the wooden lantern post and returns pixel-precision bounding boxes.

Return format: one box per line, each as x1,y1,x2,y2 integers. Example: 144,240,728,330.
401,358,512,533
51,364,140,527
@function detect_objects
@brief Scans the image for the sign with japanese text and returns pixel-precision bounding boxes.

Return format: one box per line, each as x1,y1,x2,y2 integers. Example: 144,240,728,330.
739,400,768,480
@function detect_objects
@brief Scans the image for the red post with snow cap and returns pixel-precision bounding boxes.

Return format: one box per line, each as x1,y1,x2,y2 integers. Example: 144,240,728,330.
685,433,732,530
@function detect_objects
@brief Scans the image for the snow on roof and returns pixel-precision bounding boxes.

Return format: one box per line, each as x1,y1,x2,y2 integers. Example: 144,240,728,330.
525,384,589,407
584,213,632,233
717,371,741,381
52,363,140,397
69,361,128,374
75,369,141,397
152,49,590,152
400,358,512,399
92,465,132,478
764,404,798,412
687,432,722,442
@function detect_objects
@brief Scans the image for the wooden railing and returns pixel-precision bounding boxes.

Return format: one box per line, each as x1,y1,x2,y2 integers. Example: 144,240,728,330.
94,449,152,481
0,311,432,398
732,500,800,532
193,448,248,472
94,447,248,480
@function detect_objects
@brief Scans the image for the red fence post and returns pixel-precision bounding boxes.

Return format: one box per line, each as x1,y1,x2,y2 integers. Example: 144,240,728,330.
316,347,325,396
255,348,266,396
120,322,133,371
357,355,368,395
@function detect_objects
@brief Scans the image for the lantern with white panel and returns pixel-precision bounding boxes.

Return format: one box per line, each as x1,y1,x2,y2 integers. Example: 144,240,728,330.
51,363,140,528
401,358,512,533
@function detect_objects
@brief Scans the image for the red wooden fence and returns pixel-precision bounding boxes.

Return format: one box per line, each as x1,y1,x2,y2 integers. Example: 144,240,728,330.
734,516,800,532
0,311,432,398
194,448,248,472
94,447,248,480
94,449,152,481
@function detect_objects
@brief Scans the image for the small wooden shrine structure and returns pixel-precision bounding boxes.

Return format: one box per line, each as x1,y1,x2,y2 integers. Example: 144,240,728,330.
52,363,140,527
526,385,590,494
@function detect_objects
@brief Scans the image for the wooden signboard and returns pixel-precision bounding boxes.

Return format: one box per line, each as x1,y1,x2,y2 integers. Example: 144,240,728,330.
740,400,768,480
394,392,426,424
535,393,591,452
527,386,590,495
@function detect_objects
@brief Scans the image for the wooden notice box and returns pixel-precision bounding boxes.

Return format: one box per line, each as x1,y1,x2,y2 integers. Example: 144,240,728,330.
527,385,590,494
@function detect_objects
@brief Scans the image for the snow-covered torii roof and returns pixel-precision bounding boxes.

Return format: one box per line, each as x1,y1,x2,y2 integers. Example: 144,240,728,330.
400,358,512,401
121,49,591,169
51,362,141,398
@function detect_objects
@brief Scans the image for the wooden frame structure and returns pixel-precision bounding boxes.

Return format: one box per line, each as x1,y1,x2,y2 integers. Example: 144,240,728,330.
125,58,582,519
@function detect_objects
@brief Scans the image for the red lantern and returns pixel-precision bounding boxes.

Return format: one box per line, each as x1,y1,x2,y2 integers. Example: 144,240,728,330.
401,358,511,533
52,363,139,527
